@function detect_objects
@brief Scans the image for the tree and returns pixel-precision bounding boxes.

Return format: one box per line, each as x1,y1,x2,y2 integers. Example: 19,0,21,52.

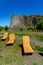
0,26,2,31
4,26,9,31
36,19,43,31
32,16,37,25
20,28,23,31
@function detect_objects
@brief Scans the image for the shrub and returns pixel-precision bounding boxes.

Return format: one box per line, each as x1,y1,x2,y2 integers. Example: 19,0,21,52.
20,28,23,31
27,26,36,31
36,19,43,32
4,26,9,31
0,26,3,31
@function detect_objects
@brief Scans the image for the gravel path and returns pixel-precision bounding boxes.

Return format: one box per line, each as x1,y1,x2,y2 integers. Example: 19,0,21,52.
0,34,3,36
30,38,43,47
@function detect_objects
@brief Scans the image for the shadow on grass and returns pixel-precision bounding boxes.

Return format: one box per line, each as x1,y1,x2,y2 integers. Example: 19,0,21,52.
1,39,6,41
6,44,13,46
39,52,43,56
19,44,33,56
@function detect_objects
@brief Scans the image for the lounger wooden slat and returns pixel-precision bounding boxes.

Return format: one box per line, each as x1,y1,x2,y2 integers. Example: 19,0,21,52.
23,36,34,54
6,33,15,45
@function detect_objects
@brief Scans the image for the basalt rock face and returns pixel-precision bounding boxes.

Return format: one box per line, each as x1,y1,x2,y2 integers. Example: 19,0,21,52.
10,14,39,29
10,15,26,29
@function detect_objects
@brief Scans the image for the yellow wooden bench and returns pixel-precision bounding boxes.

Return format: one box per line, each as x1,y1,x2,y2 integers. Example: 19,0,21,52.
23,36,34,53
6,33,15,45
2,31,8,40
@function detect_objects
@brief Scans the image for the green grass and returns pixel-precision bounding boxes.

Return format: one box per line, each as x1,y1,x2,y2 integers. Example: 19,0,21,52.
14,31,43,41
31,43,43,52
1,31,43,41
0,40,25,65
40,59,43,65
33,63,38,65
34,46,43,52
0,39,43,65
40,59,43,63
35,36,43,41
0,31,43,65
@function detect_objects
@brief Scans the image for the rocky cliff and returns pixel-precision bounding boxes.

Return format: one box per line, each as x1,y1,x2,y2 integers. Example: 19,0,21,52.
10,14,43,29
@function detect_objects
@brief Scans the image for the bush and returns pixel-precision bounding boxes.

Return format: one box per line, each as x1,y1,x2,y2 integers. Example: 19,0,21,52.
27,26,36,31
36,19,43,31
0,26,3,31
20,28,23,31
4,26,9,31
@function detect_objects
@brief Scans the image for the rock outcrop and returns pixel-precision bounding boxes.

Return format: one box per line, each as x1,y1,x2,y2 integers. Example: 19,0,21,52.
10,14,43,30
10,15,26,29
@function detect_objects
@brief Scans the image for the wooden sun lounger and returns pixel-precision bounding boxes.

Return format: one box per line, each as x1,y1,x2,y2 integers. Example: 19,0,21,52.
2,31,8,40
6,33,15,45
23,36,34,54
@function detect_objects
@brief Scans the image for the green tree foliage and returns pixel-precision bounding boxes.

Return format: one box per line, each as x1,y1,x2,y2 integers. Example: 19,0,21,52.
32,16,37,25
27,26,36,31
36,19,43,31
0,26,3,31
20,28,23,31
4,26,9,31
0,26,5,31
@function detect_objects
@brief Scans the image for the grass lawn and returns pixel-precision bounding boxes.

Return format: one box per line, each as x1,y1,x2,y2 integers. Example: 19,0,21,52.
0,31,43,65
14,31,43,41
31,43,43,52
0,36,43,65
35,36,43,41
1,30,43,41
0,39,24,65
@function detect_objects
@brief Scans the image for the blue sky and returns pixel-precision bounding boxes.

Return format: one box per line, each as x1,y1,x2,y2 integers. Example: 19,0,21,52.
0,0,43,26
